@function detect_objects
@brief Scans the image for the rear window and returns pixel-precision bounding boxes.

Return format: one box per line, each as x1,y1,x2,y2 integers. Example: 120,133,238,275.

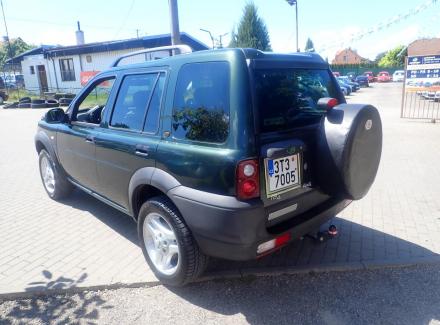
254,69,339,133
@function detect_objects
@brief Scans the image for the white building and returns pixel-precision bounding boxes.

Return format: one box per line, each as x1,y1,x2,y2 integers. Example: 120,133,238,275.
7,32,208,94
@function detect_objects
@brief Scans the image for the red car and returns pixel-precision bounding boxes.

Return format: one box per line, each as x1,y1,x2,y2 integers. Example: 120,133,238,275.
377,71,391,82
363,71,375,82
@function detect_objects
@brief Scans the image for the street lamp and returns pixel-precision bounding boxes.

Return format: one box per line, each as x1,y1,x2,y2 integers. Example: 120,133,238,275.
200,28,215,49
286,0,299,52
217,33,228,48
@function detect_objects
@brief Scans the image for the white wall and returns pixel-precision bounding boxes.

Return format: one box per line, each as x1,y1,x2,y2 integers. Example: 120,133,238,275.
22,48,173,94
21,54,51,93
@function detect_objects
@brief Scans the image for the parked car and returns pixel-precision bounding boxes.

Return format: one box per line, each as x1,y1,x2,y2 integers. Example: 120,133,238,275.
346,72,356,81
337,79,351,95
363,71,375,82
377,71,391,83
35,47,382,286
355,75,369,87
392,70,405,82
338,76,360,91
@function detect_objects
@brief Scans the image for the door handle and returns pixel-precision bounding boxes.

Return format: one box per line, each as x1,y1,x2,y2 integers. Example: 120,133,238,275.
135,144,150,157
85,135,95,143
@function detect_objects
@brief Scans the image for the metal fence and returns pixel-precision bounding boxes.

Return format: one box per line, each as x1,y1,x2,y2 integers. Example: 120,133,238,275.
401,88,440,121
330,63,404,76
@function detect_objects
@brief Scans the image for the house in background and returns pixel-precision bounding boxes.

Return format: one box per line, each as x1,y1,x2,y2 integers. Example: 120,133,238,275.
332,48,369,65
407,38,440,56
7,26,208,94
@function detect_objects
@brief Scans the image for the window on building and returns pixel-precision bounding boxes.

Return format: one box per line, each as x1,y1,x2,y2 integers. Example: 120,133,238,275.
86,55,92,63
110,73,160,131
343,55,347,63
30,66,35,75
59,58,76,81
172,62,230,143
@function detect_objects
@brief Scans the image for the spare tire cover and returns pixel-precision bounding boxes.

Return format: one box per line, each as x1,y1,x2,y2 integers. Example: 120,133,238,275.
316,104,382,200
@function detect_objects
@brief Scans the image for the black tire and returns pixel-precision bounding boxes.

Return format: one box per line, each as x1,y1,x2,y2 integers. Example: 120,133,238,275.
137,196,208,286
54,93,67,100
17,103,31,108
38,149,73,200
19,97,31,103
59,98,72,106
316,104,382,200
31,99,45,104
31,103,48,109
3,102,18,109
46,102,59,108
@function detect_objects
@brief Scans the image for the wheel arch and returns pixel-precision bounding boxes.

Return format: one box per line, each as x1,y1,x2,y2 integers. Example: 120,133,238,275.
128,167,182,219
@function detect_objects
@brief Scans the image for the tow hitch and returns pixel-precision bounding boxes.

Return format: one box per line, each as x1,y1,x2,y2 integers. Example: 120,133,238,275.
302,224,338,243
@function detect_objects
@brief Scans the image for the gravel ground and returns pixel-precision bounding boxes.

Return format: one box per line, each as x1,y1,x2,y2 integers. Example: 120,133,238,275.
1,264,440,325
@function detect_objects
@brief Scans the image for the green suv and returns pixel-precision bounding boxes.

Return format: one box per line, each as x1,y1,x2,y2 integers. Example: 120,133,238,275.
35,47,382,286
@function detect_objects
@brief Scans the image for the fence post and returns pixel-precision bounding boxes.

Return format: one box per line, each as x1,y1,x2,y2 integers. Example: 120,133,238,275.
400,57,408,118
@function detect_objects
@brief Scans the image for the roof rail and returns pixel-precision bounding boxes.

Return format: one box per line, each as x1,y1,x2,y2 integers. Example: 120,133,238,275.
110,44,193,67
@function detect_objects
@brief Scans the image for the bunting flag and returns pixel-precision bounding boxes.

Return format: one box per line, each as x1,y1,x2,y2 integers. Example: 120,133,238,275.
318,0,439,53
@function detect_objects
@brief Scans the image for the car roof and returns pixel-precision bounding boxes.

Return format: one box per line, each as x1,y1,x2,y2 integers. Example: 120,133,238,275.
108,48,329,72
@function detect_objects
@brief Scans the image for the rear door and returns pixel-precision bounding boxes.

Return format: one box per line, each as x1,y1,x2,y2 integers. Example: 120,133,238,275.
95,70,167,209
251,63,344,224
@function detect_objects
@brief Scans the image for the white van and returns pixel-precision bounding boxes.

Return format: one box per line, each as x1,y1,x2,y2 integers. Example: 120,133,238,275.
392,70,405,82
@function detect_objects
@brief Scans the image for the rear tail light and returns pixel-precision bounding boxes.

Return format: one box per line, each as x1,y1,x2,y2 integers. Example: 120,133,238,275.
317,97,338,110
257,233,291,255
236,159,259,200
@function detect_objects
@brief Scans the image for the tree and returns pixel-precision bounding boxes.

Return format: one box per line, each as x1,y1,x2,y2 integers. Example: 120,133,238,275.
0,37,35,68
374,51,386,64
304,38,315,52
378,45,407,67
229,2,271,51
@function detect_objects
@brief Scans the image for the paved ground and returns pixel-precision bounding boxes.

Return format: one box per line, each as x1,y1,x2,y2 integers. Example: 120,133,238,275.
1,264,440,324
0,82,440,295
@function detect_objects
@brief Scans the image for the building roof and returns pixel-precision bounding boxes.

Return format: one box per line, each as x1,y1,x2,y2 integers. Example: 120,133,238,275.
44,32,208,58
5,33,209,65
5,45,55,65
407,38,440,56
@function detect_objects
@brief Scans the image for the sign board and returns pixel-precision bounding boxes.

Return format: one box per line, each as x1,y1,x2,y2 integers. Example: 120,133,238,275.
80,71,100,86
401,55,440,120
405,55,440,88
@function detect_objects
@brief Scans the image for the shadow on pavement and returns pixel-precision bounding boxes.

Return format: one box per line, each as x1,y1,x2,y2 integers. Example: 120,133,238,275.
167,264,440,325
58,190,439,278
2,271,113,325
206,216,439,273
62,190,139,246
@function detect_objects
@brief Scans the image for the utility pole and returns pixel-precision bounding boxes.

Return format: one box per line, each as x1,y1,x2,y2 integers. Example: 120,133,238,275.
0,0,12,60
168,0,181,45
136,29,139,38
286,0,299,52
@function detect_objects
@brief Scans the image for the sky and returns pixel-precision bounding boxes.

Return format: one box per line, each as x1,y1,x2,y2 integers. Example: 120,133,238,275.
1,0,440,61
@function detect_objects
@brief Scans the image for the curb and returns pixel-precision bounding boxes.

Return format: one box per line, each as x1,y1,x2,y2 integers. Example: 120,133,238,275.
0,280,160,302
1,256,440,301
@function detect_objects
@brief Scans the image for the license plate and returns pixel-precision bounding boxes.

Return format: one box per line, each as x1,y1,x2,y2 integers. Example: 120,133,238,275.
265,154,301,196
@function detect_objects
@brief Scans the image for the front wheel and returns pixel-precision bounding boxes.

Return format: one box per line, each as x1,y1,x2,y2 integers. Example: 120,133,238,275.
38,149,73,200
138,196,208,286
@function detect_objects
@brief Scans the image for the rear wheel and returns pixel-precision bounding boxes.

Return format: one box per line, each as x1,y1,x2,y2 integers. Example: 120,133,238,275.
38,149,73,200
138,196,208,286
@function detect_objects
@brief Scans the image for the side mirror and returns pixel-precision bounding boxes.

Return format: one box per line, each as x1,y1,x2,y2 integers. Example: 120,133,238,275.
44,108,68,123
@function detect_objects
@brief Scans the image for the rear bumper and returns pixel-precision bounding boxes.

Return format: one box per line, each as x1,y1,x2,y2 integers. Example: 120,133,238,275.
169,186,350,261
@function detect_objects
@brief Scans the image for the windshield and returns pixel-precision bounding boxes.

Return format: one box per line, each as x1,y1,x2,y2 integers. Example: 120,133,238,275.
254,68,340,133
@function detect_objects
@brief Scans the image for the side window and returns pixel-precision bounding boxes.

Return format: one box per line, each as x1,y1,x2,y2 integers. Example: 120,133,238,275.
110,73,158,131
172,62,230,143
75,78,115,124
143,72,165,133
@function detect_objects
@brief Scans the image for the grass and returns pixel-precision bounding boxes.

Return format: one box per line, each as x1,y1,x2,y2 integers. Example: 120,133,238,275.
5,89,40,102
